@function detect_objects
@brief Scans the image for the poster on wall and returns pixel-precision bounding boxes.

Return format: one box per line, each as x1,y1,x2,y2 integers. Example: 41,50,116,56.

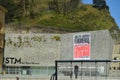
73,33,91,60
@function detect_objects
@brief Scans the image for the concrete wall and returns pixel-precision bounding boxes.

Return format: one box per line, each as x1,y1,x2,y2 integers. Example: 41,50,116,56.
110,45,120,70
4,30,114,67
61,30,114,60
4,34,61,66
59,30,114,76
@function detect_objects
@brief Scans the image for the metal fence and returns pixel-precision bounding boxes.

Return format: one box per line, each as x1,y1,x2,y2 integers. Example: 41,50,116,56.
54,60,120,80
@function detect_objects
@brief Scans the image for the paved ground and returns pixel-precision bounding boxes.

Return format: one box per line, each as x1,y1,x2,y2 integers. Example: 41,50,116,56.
0,71,120,80
0,76,120,80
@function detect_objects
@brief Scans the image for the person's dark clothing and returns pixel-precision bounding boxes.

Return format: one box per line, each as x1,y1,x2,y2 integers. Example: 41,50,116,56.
74,65,79,79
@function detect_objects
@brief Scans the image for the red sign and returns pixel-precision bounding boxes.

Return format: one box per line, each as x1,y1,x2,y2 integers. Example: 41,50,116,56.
73,33,91,60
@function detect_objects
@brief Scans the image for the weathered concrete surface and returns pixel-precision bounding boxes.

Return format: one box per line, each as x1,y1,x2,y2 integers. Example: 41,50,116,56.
4,30,114,67
110,45,120,70
4,34,61,66
61,30,114,60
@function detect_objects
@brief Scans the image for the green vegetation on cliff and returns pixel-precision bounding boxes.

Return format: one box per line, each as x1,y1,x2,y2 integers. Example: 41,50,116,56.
37,5,117,31
0,0,119,32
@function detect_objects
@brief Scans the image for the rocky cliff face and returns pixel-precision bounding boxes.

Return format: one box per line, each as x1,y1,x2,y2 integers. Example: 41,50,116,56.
0,5,7,68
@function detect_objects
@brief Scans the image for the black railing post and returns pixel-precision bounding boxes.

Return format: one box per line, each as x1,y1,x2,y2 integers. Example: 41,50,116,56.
55,61,58,80
95,61,97,80
105,62,108,80
81,61,83,80
70,62,73,79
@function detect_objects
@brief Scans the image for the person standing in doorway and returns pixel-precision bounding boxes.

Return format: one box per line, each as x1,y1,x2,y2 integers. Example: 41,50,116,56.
74,65,79,79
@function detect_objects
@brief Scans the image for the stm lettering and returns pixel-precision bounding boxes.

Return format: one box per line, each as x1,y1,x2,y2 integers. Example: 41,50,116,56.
4,57,21,64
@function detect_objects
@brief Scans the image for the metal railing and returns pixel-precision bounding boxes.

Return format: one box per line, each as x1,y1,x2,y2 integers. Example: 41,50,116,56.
54,60,120,80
